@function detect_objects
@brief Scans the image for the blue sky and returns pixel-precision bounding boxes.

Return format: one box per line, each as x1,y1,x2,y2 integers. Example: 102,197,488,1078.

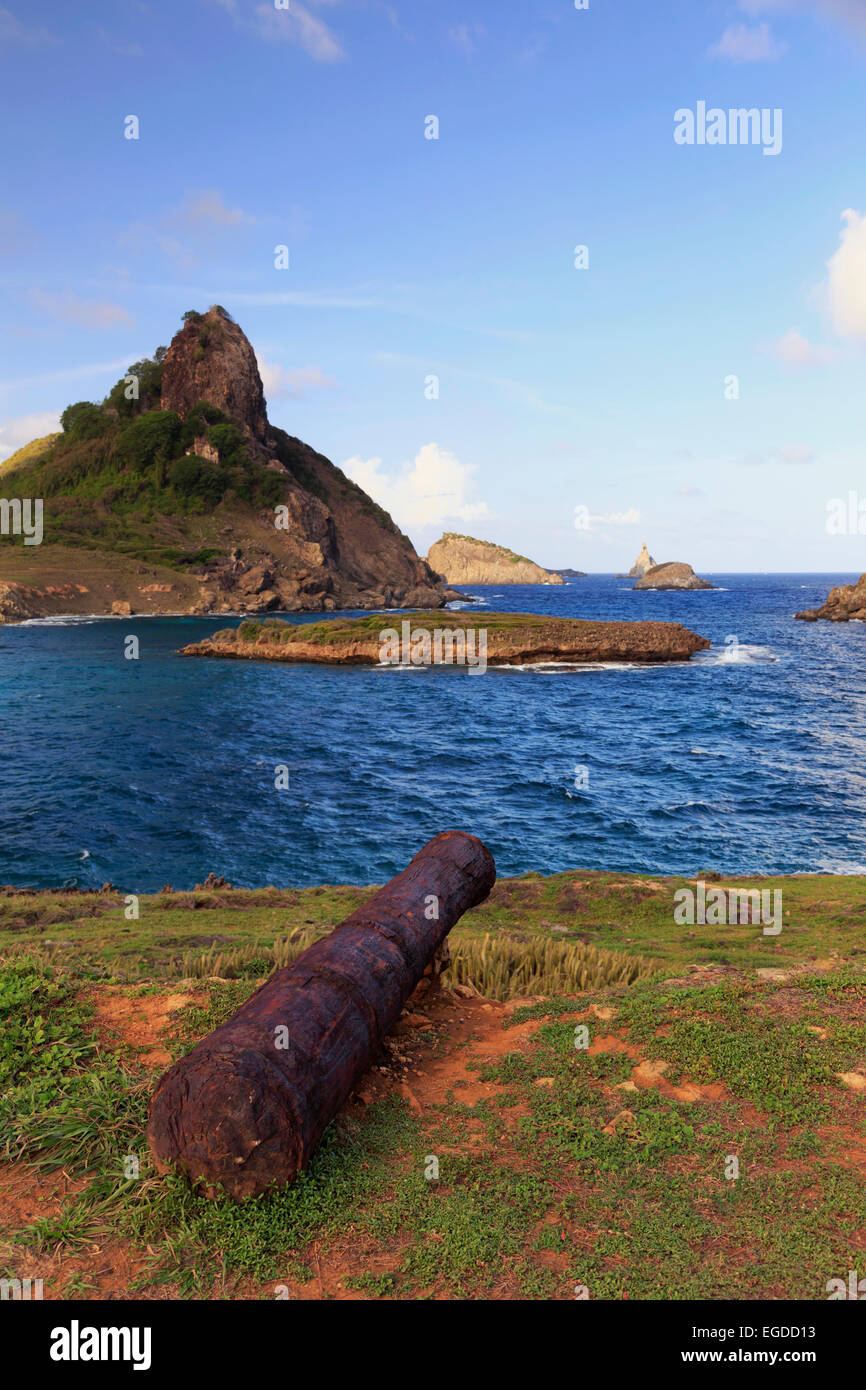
2,0,866,570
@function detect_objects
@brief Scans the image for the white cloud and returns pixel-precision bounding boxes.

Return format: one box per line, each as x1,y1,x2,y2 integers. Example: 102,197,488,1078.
769,327,838,365
827,208,866,338
740,442,816,464
256,355,338,399
0,410,61,463
29,290,134,331
708,22,787,60
169,189,253,230
739,1,866,39
253,2,345,61
0,359,134,392
0,7,58,43
771,442,815,463
448,23,485,57
590,508,641,526
95,25,144,57
120,190,253,272
342,443,488,530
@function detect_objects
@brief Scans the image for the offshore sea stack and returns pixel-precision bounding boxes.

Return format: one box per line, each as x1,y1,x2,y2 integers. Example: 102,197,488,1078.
634,562,714,591
427,533,563,585
628,542,656,578
796,572,866,622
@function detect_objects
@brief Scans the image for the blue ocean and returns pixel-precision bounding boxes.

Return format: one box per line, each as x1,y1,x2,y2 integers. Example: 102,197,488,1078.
1,575,864,891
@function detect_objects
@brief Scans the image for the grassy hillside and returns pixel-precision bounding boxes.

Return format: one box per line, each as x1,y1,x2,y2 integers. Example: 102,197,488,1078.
438,532,539,567
0,433,60,477
0,392,286,573
1,869,863,1300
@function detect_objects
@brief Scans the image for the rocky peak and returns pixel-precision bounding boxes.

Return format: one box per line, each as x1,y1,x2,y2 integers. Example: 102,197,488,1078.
628,542,656,578
160,306,268,442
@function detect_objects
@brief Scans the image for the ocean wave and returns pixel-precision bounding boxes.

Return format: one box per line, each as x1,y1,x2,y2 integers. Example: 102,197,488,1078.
653,800,721,819
692,643,778,665
375,663,429,672
491,660,684,673
17,611,197,626
18,615,108,626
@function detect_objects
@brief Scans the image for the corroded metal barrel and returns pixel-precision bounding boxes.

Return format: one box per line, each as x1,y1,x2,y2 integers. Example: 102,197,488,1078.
146,831,495,1200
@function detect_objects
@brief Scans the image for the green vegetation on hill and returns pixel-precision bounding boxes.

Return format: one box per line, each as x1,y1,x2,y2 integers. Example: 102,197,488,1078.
0,326,402,578
0,357,284,569
0,434,61,477
221,610,606,649
0,310,426,616
440,531,536,567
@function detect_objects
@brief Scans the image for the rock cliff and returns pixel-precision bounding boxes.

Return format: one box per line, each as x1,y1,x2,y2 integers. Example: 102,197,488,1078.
633,562,714,591
427,534,563,586
160,307,269,443
796,573,866,622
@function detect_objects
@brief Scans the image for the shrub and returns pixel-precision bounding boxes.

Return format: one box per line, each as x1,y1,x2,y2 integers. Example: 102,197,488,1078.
179,401,225,452
208,422,245,464
117,410,181,473
168,455,228,507
60,401,109,442
103,352,166,419
255,467,283,507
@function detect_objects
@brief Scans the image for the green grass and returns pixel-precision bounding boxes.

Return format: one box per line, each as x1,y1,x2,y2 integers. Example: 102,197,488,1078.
1,866,859,982
219,609,649,650
0,871,864,1300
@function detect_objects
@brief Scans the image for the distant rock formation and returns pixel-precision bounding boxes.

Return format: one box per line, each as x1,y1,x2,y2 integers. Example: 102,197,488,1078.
796,573,866,622
427,534,564,586
628,543,656,578
633,562,714,591
549,568,587,580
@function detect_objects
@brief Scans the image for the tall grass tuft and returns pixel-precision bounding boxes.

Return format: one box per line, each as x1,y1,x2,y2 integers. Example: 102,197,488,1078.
446,933,655,1001
177,926,321,980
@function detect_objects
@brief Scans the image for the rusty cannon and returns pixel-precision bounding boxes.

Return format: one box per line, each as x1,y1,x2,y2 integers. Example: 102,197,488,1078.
146,831,495,1200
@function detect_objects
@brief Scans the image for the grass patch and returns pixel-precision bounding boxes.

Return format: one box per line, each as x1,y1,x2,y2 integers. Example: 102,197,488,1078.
1,885,864,1300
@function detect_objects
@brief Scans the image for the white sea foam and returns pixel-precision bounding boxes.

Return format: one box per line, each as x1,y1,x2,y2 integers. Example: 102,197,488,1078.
17,611,195,626
489,660,679,673
692,643,778,665
19,615,106,626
